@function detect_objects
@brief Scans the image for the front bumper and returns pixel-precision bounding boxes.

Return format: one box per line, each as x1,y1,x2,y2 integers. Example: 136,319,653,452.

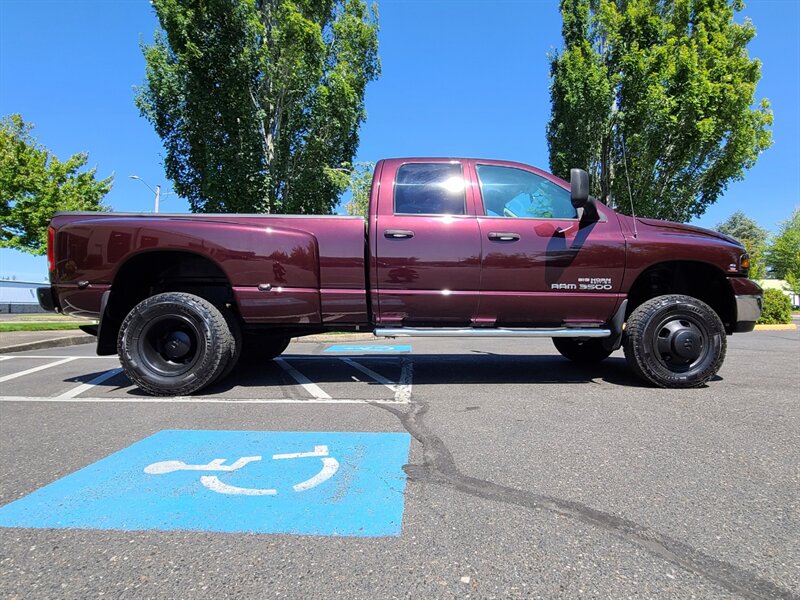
728,277,762,333
733,294,762,333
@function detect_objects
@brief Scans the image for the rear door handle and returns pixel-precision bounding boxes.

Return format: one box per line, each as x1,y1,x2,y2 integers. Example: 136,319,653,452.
487,232,520,242
384,229,415,239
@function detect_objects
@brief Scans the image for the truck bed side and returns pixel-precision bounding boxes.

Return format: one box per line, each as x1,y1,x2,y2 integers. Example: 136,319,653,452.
48,213,369,327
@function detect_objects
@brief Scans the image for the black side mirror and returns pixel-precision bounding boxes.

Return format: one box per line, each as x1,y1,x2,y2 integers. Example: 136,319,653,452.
570,168,599,222
570,168,589,208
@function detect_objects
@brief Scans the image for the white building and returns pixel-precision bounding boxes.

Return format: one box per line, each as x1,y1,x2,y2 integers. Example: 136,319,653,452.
758,279,800,309
0,280,47,313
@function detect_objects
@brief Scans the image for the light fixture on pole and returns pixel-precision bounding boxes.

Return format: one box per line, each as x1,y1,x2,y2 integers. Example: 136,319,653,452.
129,175,162,212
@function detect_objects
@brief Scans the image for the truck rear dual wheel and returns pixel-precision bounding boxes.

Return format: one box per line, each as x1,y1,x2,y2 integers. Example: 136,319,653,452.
240,334,291,363
623,294,726,388
216,308,243,383
117,292,233,396
552,337,613,364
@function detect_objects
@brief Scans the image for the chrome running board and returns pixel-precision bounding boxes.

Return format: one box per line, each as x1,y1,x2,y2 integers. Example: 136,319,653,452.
374,327,611,338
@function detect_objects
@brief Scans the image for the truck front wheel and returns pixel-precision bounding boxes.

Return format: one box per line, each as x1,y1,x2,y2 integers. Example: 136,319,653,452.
552,337,612,364
117,292,233,396
623,294,726,388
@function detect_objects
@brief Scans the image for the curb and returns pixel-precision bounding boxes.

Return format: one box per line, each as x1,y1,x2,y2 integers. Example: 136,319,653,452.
753,323,797,331
292,333,377,343
0,334,95,354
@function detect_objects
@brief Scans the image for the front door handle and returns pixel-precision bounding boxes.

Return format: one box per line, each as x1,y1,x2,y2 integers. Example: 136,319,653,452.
487,232,520,242
384,229,415,239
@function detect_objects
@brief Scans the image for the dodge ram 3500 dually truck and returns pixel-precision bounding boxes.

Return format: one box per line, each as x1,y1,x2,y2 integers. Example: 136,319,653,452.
38,158,762,395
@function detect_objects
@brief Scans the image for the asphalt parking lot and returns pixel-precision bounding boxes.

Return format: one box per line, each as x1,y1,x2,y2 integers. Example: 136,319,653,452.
0,330,798,599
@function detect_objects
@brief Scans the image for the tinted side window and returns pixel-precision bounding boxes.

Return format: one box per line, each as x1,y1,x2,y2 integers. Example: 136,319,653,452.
476,165,576,219
394,163,466,215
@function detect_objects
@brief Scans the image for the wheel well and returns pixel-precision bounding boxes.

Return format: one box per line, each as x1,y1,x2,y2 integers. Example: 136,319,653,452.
97,251,236,354
625,261,735,333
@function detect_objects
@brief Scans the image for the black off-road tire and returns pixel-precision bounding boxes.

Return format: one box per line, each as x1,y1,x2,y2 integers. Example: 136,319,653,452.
216,308,243,383
117,292,233,396
553,337,613,364
240,334,291,364
623,294,726,388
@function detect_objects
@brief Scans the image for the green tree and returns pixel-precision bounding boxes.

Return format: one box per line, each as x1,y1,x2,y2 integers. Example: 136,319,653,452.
136,0,380,215
0,114,111,255
547,0,772,222
715,210,768,279
343,161,374,216
766,208,800,291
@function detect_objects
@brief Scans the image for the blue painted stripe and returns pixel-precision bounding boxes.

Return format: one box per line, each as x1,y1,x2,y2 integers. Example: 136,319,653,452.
324,344,412,353
0,430,411,537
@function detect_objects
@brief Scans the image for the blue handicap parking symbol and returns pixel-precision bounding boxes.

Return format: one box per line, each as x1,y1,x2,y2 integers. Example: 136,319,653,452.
324,344,412,353
0,430,411,537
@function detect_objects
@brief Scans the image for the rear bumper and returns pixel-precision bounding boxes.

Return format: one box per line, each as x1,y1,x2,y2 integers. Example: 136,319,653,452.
36,286,57,312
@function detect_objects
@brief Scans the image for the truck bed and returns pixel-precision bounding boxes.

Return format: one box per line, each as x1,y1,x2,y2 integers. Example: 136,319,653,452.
48,212,369,326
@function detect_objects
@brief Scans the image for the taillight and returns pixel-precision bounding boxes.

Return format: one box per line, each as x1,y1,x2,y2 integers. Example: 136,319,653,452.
47,226,55,276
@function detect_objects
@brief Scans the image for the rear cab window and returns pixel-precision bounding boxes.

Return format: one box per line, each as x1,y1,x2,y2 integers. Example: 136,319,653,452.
476,164,576,219
394,163,466,215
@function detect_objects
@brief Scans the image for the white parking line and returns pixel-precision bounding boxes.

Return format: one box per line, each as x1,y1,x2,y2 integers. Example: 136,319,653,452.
0,396,406,405
0,357,79,383
0,354,411,403
339,357,413,403
340,358,396,389
274,358,332,400
396,358,413,403
56,367,125,399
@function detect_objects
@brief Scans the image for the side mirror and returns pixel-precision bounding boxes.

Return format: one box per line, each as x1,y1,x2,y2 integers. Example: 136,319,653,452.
570,168,599,222
570,168,589,208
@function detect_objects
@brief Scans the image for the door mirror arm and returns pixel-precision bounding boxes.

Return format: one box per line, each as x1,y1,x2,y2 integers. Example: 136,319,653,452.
578,198,600,223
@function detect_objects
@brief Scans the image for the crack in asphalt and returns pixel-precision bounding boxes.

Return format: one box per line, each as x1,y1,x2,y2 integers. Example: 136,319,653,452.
375,398,797,600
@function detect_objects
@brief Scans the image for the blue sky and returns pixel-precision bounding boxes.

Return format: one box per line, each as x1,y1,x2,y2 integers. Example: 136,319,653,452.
1,0,798,281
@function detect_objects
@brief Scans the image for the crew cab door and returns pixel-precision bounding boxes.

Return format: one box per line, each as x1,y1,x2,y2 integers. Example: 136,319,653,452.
372,160,481,325
469,161,626,326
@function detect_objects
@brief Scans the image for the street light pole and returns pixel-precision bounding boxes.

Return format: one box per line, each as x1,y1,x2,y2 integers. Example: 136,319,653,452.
129,175,163,213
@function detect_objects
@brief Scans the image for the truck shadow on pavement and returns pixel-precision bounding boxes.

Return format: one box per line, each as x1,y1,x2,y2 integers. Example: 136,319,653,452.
61,353,722,397
204,354,650,395
217,354,719,391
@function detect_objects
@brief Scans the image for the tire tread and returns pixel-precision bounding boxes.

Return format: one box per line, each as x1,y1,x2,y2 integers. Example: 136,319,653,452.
117,292,233,396
623,294,726,388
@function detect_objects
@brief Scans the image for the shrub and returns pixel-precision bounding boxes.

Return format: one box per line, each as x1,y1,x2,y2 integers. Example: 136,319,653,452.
757,289,792,324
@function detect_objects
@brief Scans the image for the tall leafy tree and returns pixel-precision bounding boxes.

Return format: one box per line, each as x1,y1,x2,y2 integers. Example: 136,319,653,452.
0,114,111,255
547,0,772,222
766,208,800,291
136,0,380,215
342,161,374,216
715,210,768,279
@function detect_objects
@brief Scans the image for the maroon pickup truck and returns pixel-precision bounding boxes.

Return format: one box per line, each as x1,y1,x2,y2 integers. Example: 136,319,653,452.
38,158,762,395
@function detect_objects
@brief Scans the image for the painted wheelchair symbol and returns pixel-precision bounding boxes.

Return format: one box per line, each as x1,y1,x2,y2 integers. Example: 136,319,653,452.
144,445,339,496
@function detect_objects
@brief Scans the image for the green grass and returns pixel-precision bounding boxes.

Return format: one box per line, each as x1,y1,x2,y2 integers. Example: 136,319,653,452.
0,322,94,332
